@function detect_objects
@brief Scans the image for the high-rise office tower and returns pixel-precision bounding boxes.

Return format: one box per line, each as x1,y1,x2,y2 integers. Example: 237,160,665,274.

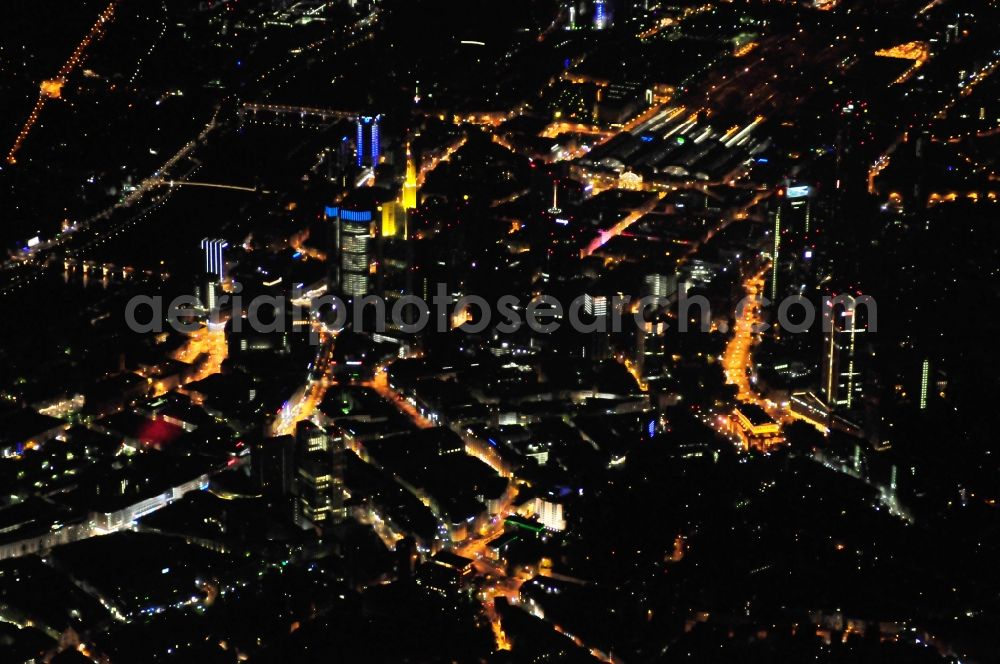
195,273,221,313
783,185,813,235
326,205,374,298
251,435,296,496
200,238,228,279
820,298,869,410
635,312,668,383
356,114,382,168
293,421,345,530
594,0,609,29
581,292,615,360
295,452,337,529
296,420,328,455
770,205,782,302
919,358,930,410
770,186,813,302
643,273,678,305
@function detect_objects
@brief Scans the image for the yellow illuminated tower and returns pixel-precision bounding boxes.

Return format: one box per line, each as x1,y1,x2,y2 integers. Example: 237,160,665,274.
380,202,400,238
402,143,418,211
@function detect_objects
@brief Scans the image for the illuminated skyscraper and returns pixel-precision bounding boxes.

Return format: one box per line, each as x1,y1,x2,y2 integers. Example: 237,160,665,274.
594,0,609,29
770,186,813,301
296,453,333,529
820,298,870,410
296,420,328,454
783,185,813,235
919,358,930,410
643,273,677,305
326,205,373,298
380,201,404,238
635,312,668,384
356,114,382,167
402,142,418,211
195,273,221,313
200,238,228,279
770,206,782,301
294,421,345,530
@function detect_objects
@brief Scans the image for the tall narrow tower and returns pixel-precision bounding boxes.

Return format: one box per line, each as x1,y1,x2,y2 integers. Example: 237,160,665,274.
547,181,562,215
594,0,609,30
200,238,228,279
355,115,382,168
402,143,418,211
339,207,373,299
919,358,930,410
820,298,868,410
770,206,781,301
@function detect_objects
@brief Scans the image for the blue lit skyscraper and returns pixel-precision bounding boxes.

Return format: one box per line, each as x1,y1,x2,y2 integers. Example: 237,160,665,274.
356,120,363,164
594,0,608,30
355,115,382,167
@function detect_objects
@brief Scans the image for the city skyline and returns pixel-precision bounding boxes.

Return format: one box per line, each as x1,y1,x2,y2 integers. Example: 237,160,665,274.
1,0,998,662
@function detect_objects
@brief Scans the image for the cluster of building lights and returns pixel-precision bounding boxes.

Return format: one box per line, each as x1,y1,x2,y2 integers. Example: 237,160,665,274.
874,41,930,85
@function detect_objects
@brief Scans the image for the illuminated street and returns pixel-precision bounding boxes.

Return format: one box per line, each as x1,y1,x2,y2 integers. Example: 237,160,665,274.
272,328,337,437
722,267,770,406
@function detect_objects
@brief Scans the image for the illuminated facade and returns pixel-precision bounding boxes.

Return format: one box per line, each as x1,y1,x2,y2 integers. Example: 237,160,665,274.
583,293,608,317
770,186,812,301
0,472,209,562
296,452,344,529
297,420,328,454
402,143,418,211
373,143,419,239
786,189,813,235
635,315,668,380
327,206,373,298
619,170,643,190
356,114,382,167
919,359,930,410
532,497,567,531
770,204,782,301
820,299,869,410
790,391,832,432
200,238,228,279
643,273,677,303
731,404,784,452
380,201,403,238
594,0,609,30
195,273,221,313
